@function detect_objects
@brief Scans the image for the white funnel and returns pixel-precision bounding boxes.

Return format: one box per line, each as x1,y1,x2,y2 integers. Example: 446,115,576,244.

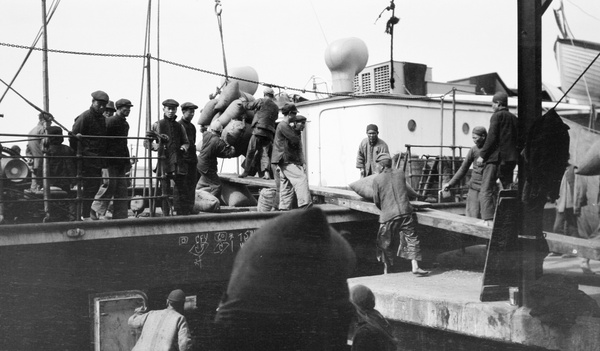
324,37,369,94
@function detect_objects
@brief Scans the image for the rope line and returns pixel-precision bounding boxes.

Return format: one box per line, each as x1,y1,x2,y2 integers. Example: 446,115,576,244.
0,40,465,100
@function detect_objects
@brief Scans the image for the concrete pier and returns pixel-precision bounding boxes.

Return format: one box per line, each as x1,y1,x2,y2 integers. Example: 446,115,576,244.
349,260,600,351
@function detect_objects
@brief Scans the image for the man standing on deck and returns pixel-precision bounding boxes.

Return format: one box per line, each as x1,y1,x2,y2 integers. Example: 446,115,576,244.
176,102,199,215
128,289,192,351
442,126,491,218
476,92,518,226
145,99,189,216
197,120,237,198
356,124,389,178
70,91,109,220
269,103,298,210
272,109,312,211
103,100,116,118
239,87,279,178
373,152,428,275
91,98,133,220
27,112,53,192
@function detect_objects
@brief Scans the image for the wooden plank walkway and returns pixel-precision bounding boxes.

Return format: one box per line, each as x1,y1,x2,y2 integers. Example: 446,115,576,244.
219,173,600,260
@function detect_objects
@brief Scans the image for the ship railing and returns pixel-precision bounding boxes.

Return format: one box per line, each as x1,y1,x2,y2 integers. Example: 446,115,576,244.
0,132,176,223
401,144,471,203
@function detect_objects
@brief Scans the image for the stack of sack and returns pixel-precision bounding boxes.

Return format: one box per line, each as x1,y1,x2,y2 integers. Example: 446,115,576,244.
197,81,254,157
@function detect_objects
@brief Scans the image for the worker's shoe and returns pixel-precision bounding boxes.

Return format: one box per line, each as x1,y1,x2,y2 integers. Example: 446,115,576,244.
89,209,99,220
239,172,249,178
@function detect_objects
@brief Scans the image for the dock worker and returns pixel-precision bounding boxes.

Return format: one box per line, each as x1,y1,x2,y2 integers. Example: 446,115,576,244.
442,126,491,219
273,109,312,210
372,152,428,275
128,289,192,351
70,90,109,220
91,98,133,220
270,103,298,209
102,100,116,118
356,124,389,178
239,87,279,178
176,102,199,215
196,120,237,198
214,207,356,351
27,112,53,192
476,91,518,226
145,99,190,216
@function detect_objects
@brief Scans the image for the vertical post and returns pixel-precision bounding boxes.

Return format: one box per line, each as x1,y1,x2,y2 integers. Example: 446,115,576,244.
146,53,155,217
75,137,83,220
0,149,4,224
41,0,51,221
518,0,543,307
41,0,50,111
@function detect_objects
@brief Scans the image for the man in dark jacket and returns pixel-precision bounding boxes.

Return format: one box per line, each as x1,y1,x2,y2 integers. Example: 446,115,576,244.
146,99,189,216
476,92,518,225
176,102,199,215
373,153,428,275
197,120,237,198
239,87,279,178
91,98,133,219
70,90,109,219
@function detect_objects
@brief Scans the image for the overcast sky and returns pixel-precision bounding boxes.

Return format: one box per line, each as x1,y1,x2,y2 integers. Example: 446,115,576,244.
1,0,599,147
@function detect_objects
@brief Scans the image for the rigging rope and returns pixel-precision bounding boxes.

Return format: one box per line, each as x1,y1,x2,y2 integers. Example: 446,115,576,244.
552,50,600,109
0,40,456,101
0,0,61,105
215,0,229,80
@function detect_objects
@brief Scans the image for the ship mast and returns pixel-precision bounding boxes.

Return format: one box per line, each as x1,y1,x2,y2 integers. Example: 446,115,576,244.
41,0,50,111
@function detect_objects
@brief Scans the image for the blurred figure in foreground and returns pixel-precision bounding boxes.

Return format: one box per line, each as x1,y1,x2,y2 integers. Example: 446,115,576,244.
214,207,356,351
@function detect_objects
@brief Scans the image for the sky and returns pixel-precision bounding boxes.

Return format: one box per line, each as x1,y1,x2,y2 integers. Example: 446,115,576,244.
1,0,599,150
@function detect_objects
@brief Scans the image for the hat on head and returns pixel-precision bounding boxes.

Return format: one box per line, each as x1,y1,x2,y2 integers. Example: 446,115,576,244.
115,99,133,109
162,99,179,108
375,152,392,166
217,207,356,316
106,101,116,112
46,126,64,145
91,90,109,103
181,102,199,111
167,289,186,303
39,112,53,121
291,114,308,123
366,124,379,133
210,119,223,133
281,103,298,116
263,87,275,96
492,92,508,106
472,126,487,136
350,285,376,311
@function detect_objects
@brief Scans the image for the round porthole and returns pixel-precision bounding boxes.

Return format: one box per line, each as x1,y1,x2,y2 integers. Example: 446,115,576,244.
462,122,470,135
408,119,416,132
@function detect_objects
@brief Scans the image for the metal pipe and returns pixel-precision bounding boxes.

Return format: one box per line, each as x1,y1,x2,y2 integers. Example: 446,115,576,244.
41,0,50,112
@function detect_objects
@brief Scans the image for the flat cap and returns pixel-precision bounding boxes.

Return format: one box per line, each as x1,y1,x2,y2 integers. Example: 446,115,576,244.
106,101,116,111
115,99,133,109
366,124,378,133
167,289,186,303
492,92,508,105
181,102,199,111
91,90,109,103
162,99,179,108
291,114,308,123
263,87,275,96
